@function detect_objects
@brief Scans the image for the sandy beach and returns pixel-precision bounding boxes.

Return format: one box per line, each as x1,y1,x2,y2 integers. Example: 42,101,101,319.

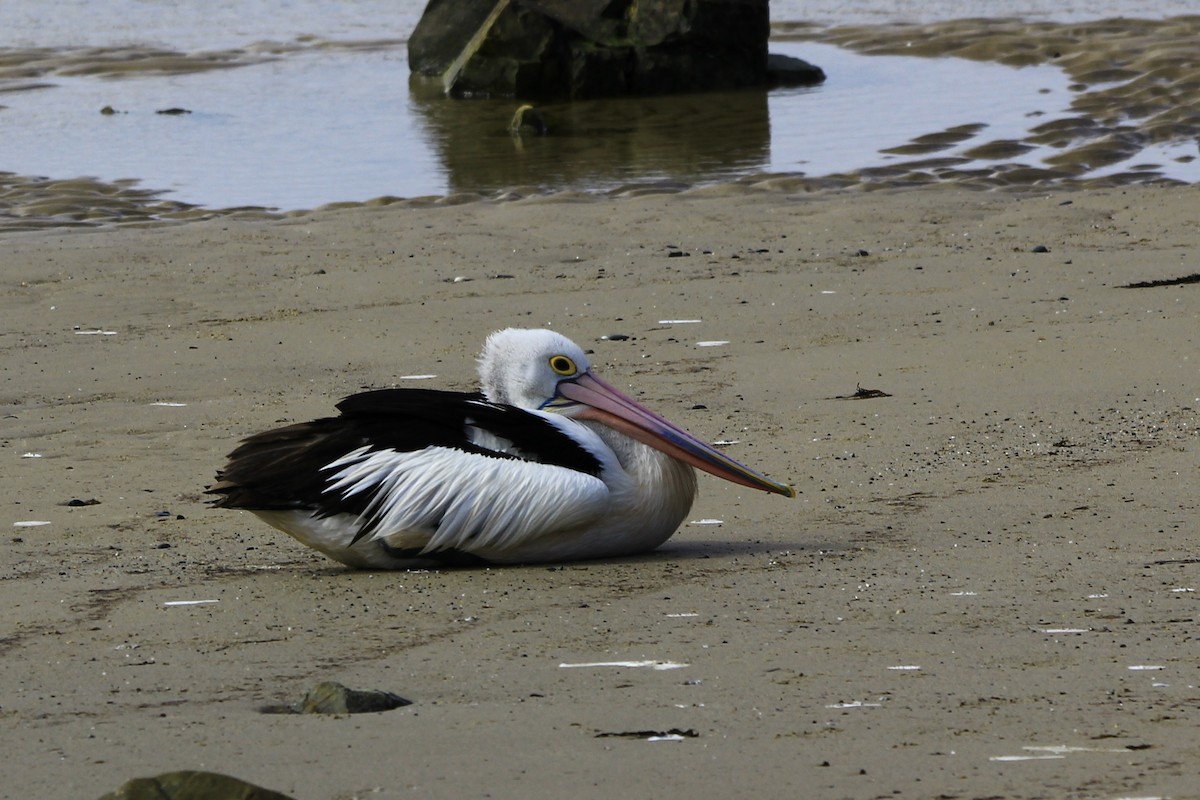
4,7,1200,799
3,177,1198,798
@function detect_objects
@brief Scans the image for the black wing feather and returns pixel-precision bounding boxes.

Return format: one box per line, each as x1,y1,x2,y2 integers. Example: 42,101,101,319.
207,388,603,517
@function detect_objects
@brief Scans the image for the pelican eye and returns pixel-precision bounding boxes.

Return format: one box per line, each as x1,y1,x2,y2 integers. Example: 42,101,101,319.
548,354,577,376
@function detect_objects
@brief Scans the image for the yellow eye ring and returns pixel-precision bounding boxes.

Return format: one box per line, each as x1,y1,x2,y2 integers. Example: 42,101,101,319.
549,354,577,376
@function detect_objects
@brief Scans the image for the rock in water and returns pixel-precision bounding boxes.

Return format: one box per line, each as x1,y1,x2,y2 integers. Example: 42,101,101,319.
96,771,295,800
408,0,814,99
509,104,548,135
766,53,827,87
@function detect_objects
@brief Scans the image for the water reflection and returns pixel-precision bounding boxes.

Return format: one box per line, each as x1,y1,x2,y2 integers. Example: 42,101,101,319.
409,85,778,195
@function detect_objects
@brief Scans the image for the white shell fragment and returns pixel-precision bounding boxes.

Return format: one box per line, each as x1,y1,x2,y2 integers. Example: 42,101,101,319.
13,520,51,527
558,660,688,671
658,319,701,324
149,402,188,407
1023,745,1128,755
74,329,117,335
162,599,220,607
398,374,438,380
991,744,1136,763
695,340,729,347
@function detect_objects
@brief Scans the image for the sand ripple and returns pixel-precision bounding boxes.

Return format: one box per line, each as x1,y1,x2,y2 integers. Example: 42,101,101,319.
0,173,281,232
0,37,404,81
779,16,1200,184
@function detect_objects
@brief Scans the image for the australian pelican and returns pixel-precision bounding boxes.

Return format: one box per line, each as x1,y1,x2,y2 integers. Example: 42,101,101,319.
208,328,793,568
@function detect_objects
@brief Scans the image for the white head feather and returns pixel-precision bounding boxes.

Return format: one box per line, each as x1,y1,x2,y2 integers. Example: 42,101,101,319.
477,328,591,409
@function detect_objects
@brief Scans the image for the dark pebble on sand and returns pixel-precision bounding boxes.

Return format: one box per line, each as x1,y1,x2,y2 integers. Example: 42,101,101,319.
1031,244,1050,253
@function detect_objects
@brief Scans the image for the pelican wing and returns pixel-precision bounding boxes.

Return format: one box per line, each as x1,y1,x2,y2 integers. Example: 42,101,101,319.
210,389,614,557
323,438,612,555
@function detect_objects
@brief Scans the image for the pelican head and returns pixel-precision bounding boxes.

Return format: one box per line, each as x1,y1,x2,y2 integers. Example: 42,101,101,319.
478,328,591,409
478,328,794,497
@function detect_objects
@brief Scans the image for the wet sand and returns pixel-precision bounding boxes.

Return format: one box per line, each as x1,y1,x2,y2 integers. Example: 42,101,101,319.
4,179,1198,799
4,16,1200,800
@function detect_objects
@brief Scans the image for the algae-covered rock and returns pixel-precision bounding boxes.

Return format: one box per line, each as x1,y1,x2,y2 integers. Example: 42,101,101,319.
407,0,812,99
508,104,548,135
97,771,295,800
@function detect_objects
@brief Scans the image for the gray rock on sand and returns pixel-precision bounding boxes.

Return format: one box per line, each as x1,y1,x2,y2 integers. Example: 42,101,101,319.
96,771,296,800
259,681,413,715
300,681,412,714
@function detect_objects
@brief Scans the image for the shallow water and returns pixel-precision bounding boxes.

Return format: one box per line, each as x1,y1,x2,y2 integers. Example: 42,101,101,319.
1,2,1198,220
0,40,1077,210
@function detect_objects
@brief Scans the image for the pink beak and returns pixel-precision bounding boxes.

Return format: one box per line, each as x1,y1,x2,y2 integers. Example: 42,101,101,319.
556,371,794,497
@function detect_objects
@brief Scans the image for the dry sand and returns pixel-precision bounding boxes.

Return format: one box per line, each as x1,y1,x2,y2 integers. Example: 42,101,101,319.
3,180,1198,799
